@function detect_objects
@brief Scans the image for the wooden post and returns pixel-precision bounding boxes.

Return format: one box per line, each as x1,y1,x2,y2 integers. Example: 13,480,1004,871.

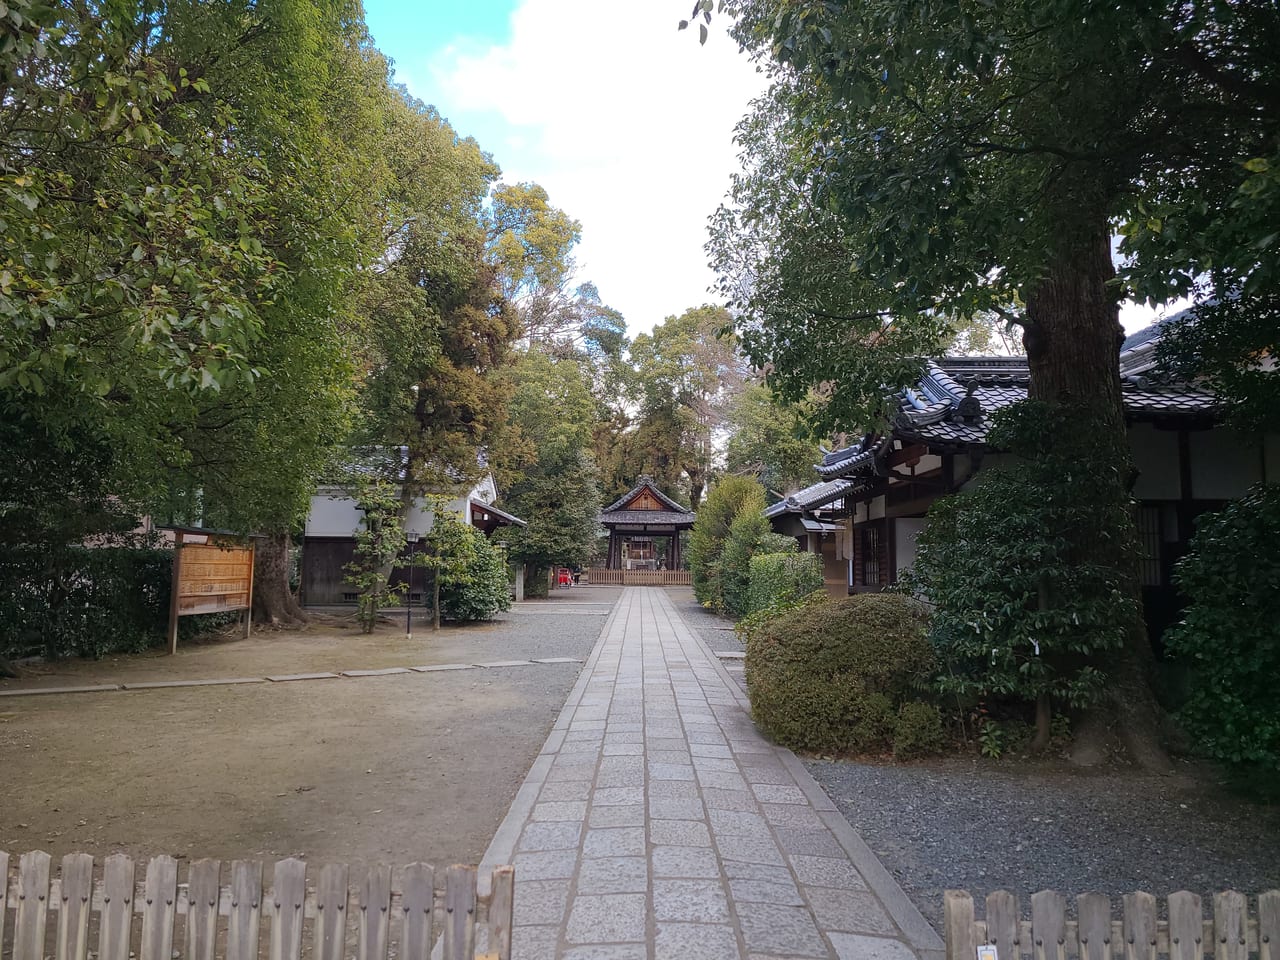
1032,890,1067,960
140,855,178,960
226,861,263,960
1167,892,1203,960
358,864,392,960
488,866,515,960
243,540,255,639
442,865,477,960
56,853,94,960
98,855,135,960
1215,892,1247,960
987,891,1020,960
186,860,222,960
168,531,184,655
14,850,51,960
399,864,434,960
944,890,976,960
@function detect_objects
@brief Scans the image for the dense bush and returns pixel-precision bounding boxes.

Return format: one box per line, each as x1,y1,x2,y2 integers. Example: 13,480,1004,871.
892,702,946,759
748,551,823,616
0,546,225,661
1165,484,1280,788
440,530,513,622
718,512,796,616
900,401,1139,737
688,476,766,609
744,592,936,754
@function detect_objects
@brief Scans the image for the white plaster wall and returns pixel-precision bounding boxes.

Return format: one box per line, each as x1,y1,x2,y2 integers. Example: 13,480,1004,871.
305,492,364,537
1129,423,1181,500
1190,427,1263,500
868,495,887,520
894,518,927,579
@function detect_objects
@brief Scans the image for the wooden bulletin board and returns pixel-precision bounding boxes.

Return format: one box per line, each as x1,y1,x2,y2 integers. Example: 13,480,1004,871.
167,530,255,654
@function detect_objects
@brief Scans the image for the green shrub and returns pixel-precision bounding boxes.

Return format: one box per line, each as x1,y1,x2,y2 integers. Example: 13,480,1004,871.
745,593,935,753
688,476,766,609
719,512,796,617
1165,484,1280,789
0,545,227,661
748,551,823,616
893,701,945,759
440,531,513,622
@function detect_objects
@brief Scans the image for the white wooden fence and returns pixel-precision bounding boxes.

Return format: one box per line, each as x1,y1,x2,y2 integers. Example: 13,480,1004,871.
944,890,1280,960
585,568,692,586
0,851,513,960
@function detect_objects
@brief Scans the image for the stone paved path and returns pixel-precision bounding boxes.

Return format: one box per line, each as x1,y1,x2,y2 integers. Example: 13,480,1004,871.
478,588,944,960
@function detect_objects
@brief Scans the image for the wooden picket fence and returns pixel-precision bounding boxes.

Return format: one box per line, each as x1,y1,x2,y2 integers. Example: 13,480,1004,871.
944,890,1280,960
0,851,514,960
584,568,692,586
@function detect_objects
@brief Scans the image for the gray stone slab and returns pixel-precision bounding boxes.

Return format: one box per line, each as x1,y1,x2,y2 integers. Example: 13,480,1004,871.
512,878,571,926
648,761,696,781
512,850,579,880
0,684,122,697
562,946,647,960
539,780,592,803
339,667,411,677
593,786,644,806
702,788,759,812
511,924,559,960
655,922,742,960
602,742,643,756
737,902,829,958
759,803,825,828
265,672,340,682
699,770,751,791
751,783,808,804
648,796,704,820
530,801,588,822
806,888,898,936
649,819,711,847
582,827,645,858
653,879,731,923
119,677,265,689
648,749,692,764
588,804,645,828
716,834,786,865
532,657,584,664
773,825,847,858
576,856,648,894
565,893,647,943
714,651,746,659
831,933,921,960
475,659,535,668
690,743,734,759
652,845,720,879
708,809,770,837
728,877,804,905
788,854,868,890
409,663,474,672
519,820,583,852
648,779,700,800
722,861,796,883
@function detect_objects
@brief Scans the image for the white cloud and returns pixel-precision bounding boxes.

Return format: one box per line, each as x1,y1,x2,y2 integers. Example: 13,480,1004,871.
426,0,767,334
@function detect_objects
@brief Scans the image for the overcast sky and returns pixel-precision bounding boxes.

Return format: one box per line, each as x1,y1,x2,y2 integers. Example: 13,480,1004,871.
362,0,1179,337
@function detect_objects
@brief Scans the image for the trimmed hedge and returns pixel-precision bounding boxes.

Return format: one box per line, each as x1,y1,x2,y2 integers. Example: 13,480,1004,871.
744,592,937,755
719,512,796,617
0,546,226,661
747,552,822,616
440,531,513,622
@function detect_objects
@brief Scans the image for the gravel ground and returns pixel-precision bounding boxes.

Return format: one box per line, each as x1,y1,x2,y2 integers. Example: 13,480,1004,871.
666,586,744,652
669,589,1280,931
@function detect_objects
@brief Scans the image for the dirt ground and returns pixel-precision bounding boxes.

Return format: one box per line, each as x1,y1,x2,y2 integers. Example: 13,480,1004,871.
0,588,620,869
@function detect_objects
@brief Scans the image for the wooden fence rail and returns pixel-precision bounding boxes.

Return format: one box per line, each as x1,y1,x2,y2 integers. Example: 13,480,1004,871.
944,890,1280,960
1,851,513,960
584,569,692,586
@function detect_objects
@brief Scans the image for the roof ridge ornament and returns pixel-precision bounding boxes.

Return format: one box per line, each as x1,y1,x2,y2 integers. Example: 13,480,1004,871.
953,380,983,425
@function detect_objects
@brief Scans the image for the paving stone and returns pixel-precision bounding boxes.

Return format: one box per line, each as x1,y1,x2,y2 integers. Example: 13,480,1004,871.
789,855,868,890
607,722,644,733
593,786,644,806
548,763,599,783
532,657,584,664
728,877,804,905
648,796,704,820
519,820,584,852
716,834,786,865
540,780,593,803
690,743,735,759
266,672,340,682
582,827,646,858
339,667,411,677
742,764,796,786
601,742,643,756
512,851,579,881
722,861,797,883
0,684,122,697
511,924,559,960
652,845,721,879
751,783,808,805
687,728,728,745
702,788,759,812
649,819,711,846
737,902,829,958
693,755,740,772
653,879,731,923
570,720,607,731
588,804,645,828
708,809,770,837
648,762,696,781
599,755,644,773
648,779,700,800
565,730,604,742
648,749,692,765
806,888,898,936
759,803,826,828
575,856,648,894
773,825,847,858
830,933,920,960
714,650,746,659
561,946,647,960
655,922,742,960
594,768,642,788
699,770,751,791
603,730,644,744
647,724,684,739
530,801,588,822
728,739,774,754
512,879,571,925
409,663,474,672
565,893,646,943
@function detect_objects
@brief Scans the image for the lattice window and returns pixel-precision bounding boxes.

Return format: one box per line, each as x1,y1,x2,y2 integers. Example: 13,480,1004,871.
1136,505,1163,587
861,526,881,586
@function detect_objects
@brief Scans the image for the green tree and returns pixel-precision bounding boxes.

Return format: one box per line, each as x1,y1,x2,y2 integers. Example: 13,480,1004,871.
687,476,766,609
343,481,407,634
724,384,822,497
417,496,480,632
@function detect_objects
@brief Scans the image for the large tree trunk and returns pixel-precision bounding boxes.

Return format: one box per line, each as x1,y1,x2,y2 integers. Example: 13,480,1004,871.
1022,219,1172,773
251,532,308,627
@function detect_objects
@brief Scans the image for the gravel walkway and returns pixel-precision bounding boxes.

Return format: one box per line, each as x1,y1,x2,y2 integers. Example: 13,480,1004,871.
670,589,1280,932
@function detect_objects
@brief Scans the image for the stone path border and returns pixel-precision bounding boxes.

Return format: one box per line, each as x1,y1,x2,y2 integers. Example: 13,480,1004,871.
0,657,583,699
477,586,944,960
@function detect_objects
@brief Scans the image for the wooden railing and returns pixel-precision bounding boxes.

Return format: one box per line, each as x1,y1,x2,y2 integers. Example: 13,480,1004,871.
944,889,1279,960
584,568,692,586
1,851,513,960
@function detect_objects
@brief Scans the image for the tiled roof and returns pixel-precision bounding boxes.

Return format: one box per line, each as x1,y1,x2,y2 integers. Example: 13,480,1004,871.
598,509,696,527
816,326,1220,478
764,478,856,518
602,475,691,515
